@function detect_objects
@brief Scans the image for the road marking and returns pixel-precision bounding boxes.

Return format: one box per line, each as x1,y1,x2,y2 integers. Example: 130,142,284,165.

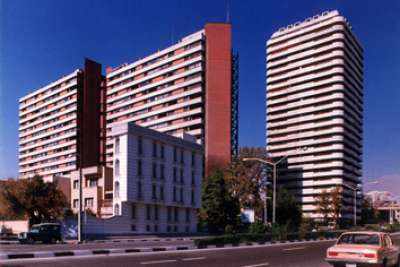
282,246,306,251
182,256,206,261
140,259,177,265
241,262,269,267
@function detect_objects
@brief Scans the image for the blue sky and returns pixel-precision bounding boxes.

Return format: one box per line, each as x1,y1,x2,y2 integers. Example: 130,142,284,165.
1,0,399,184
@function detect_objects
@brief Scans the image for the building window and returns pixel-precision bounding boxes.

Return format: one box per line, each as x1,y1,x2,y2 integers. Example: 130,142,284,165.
115,181,120,198
115,159,120,177
191,152,195,166
167,225,171,232
191,189,195,205
89,179,97,188
180,188,184,203
152,142,157,157
160,144,165,159
131,225,136,231
160,164,165,180
115,137,120,155
186,208,191,223
160,185,164,201
173,187,177,202
146,205,151,220
180,169,184,184
152,163,157,179
73,180,79,189
191,171,195,186
138,137,143,155
85,198,93,208
152,184,157,200
73,199,78,208
174,207,179,222
131,204,136,219
146,225,150,232
137,160,142,177
173,167,177,182
180,150,184,164
154,225,158,232
167,206,172,222
154,205,159,221
173,147,177,162
137,181,142,199
174,225,178,232
114,204,120,215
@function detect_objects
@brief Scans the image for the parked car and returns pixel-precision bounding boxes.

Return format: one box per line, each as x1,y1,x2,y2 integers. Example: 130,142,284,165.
0,225,13,237
18,223,62,244
326,231,400,267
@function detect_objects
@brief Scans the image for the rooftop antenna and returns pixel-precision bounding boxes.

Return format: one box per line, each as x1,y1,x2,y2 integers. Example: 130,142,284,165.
226,0,230,23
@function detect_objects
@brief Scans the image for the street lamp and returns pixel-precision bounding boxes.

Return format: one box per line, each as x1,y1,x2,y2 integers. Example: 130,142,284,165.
243,156,288,225
342,183,362,226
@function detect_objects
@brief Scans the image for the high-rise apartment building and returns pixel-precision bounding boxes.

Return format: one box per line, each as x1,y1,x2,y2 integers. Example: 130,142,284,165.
104,23,238,175
18,59,103,180
266,11,363,220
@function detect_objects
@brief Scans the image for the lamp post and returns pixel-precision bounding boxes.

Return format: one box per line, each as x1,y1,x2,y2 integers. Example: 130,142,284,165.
78,167,83,243
243,156,288,225
342,183,362,226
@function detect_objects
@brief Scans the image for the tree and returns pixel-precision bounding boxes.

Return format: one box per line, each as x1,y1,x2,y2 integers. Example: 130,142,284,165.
0,175,68,226
360,195,378,225
315,186,343,227
200,170,240,233
267,188,302,231
225,147,268,220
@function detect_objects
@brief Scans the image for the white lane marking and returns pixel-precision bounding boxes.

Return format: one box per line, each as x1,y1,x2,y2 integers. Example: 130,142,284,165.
182,256,206,261
140,259,177,265
241,262,269,267
282,246,306,251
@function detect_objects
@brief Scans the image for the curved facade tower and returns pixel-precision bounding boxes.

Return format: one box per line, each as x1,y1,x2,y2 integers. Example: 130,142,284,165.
266,11,363,220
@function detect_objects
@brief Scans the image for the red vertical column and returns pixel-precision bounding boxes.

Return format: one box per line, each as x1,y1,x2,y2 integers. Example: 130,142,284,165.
204,23,232,176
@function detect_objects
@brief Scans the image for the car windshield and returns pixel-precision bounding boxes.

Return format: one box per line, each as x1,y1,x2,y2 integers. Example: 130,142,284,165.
30,226,40,233
338,234,380,245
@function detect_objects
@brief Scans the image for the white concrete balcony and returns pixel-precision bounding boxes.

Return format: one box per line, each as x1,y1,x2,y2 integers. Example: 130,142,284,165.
107,55,203,96
107,33,204,79
19,105,77,133
32,164,77,178
268,101,344,121
269,126,344,143
19,139,76,160
267,33,344,62
268,24,345,54
107,86,202,120
19,114,77,139
107,66,203,103
268,50,345,76
19,130,76,153
19,123,76,146
267,84,344,106
288,161,344,171
267,41,344,69
20,70,79,108
267,109,344,128
19,89,77,118
107,76,202,111
20,154,76,173
268,92,344,113
268,13,344,45
269,135,345,150
267,75,344,98
268,66,344,91
268,144,345,158
107,44,204,87
268,58,344,84
19,148,76,169
140,107,203,128
149,117,202,133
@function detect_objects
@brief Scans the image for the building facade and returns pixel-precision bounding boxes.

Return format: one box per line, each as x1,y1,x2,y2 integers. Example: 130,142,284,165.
104,22,238,175
266,11,363,220
18,59,103,180
111,122,203,233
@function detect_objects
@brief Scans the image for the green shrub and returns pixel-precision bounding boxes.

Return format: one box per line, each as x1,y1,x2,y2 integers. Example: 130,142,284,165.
248,221,269,234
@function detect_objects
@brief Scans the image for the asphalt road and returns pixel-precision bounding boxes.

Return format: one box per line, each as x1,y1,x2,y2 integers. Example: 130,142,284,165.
0,239,193,253
2,234,400,267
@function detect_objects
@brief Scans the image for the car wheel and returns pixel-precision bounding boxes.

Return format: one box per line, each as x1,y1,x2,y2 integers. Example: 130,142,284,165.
27,238,34,244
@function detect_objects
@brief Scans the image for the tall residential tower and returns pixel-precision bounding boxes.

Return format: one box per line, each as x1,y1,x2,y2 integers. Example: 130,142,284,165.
266,11,363,220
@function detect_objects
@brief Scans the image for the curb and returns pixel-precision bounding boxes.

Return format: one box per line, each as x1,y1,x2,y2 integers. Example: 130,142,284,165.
0,245,195,260
0,238,338,261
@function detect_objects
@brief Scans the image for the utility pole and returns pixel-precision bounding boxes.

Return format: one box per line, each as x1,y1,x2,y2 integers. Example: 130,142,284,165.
78,167,83,243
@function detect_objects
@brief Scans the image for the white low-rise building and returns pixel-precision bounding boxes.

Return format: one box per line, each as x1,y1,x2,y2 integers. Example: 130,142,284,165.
111,122,203,233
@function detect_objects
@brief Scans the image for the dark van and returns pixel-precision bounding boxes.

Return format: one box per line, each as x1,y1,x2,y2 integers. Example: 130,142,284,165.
18,223,62,244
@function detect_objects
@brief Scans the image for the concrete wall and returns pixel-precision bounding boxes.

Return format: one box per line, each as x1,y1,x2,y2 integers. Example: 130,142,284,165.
0,220,29,234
